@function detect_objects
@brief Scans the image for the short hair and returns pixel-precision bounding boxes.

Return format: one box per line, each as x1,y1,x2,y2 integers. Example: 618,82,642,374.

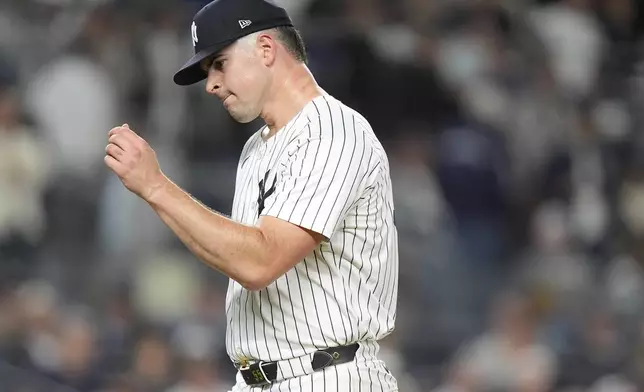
240,26,308,64
271,26,308,64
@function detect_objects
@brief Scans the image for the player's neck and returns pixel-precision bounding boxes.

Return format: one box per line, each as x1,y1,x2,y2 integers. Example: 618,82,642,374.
260,63,323,139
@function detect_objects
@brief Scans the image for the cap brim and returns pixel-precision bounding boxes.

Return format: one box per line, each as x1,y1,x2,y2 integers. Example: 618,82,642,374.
173,41,233,86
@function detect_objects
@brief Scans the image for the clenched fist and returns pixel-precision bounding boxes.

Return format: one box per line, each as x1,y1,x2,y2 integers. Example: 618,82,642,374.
104,124,167,200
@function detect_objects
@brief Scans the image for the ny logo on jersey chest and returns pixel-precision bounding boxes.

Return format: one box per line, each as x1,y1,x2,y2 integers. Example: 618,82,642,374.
257,171,277,218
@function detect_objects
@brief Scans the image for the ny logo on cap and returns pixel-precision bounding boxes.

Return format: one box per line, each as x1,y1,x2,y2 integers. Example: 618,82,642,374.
239,19,252,29
191,21,198,47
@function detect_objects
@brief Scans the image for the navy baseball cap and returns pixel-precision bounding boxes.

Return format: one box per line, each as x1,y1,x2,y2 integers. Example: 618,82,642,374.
173,0,293,86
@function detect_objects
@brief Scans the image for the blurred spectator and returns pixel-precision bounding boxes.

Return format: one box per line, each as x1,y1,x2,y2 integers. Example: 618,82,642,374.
166,358,228,392
97,2,192,258
378,336,423,392
434,79,512,313
589,374,638,392
619,167,644,239
529,0,606,101
388,125,453,276
516,201,594,311
170,282,226,363
442,291,557,392
558,307,630,389
603,251,644,318
434,5,500,92
143,5,190,148
513,200,595,359
97,284,141,378
0,79,49,283
509,67,573,205
98,374,140,392
597,0,640,88
47,311,102,391
128,332,174,391
630,319,644,387
24,7,118,181
274,0,317,25
131,250,203,326
12,280,61,374
22,8,120,268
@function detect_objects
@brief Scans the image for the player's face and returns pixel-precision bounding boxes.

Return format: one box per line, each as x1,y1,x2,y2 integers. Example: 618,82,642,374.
202,38,271,123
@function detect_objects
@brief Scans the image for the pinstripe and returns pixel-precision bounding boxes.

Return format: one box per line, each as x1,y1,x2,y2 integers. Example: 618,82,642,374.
322,245,349,343
273,280,296,376
226,284,234,356
323,365,326,392
367,344,374,392
263,288,284,360
303,256,330,347
334,113,361,218
271,123,311,219
355,193,372,335
243,290,252,358
251,292,262,359
283,272,307,365
273,111,308,163
259,291,272,361
336,223,355,343
315,98,349,235
294,135,330,228
313,250,340,345
286,121,317,223
384,200,398,316
346,204,360,343
307,99,341,231
371,179,386,337
377,183,393,304
294,263,319,349
339,138,375,223
334,363,339,392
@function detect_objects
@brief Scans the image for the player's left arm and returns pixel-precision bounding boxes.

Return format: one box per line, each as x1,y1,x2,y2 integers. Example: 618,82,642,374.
104,124,326,291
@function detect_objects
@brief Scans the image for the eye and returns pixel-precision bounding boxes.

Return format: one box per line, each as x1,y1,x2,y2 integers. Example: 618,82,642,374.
212,60,225,71
201,58,225,73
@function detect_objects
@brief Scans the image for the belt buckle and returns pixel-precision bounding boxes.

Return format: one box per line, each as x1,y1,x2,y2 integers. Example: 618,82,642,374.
241,361,272,386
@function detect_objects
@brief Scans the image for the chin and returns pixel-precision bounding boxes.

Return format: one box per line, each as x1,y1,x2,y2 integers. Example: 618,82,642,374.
231,114,258,124
228,108,260,124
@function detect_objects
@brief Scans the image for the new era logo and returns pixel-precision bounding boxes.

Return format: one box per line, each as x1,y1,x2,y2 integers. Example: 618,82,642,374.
239,19,252,29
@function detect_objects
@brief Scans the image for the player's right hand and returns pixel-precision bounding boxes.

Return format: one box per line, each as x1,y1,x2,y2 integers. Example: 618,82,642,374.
104,124,167,201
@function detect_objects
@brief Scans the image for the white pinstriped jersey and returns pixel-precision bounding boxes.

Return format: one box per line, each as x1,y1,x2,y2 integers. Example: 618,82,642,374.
225,93,399,369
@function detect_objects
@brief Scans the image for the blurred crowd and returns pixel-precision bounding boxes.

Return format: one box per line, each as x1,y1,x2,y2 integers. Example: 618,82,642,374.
1,0,644,391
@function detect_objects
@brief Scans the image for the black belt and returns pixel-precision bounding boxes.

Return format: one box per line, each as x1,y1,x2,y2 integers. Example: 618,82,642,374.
240,343,359,386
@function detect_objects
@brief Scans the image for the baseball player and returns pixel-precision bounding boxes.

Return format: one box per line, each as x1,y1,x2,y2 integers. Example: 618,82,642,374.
104,0,399,390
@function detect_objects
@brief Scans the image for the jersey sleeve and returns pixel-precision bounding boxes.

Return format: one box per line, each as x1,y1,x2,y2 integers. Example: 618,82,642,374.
261,120,374,239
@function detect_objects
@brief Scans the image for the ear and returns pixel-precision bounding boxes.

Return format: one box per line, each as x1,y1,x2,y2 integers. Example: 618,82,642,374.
256,33,277,66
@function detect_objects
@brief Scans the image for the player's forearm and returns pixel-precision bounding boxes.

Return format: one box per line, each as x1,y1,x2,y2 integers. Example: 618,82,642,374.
145,176,273,290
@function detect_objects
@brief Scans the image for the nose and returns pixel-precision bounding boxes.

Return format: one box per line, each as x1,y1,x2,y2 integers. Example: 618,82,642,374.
205,70,222,95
